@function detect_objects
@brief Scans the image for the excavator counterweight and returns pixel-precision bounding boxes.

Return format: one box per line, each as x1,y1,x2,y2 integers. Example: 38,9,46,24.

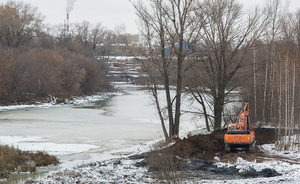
224,103,256,152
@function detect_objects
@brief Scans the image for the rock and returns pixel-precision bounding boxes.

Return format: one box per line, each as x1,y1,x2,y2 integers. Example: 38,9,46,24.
259,168,281,177
135,160,147,167
24,180,35,184
186,159,212,170
114,160,121,165
238,166,258,177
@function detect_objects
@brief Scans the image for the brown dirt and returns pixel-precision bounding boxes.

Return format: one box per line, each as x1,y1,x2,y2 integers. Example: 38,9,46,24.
163,128,277,161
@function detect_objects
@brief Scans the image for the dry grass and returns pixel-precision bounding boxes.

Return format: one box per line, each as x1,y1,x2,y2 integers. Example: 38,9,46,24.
0,145,59,179
147,143,185,184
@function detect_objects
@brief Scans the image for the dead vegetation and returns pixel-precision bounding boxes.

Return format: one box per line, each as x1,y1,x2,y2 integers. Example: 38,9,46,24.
0,145,59,179
0,1,109,106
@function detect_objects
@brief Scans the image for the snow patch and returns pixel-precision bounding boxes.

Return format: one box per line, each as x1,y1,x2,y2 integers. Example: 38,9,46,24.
0,103,60,112
70,92,123,105
37,159,154,184
214,148,300,183
0,92,123,112
260,144,300,159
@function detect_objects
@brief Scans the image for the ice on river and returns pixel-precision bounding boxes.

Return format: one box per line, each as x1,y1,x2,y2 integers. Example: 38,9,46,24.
0,84,164,171
0,136,98,155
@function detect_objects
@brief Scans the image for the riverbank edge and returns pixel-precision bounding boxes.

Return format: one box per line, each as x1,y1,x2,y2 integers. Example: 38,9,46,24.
0,88,123,113
29,129,300,183
0,85,115,107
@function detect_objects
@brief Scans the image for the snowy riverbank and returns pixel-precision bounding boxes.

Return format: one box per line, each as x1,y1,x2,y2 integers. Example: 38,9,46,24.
29,140,161,184
0,91,123,112
28,140,300,184
27,128,300,184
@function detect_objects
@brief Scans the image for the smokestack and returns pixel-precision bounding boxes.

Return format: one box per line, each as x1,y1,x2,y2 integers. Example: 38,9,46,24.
65,0,77,35
67,13,69,33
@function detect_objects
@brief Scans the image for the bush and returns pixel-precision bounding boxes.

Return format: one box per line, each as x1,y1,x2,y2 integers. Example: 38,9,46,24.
0,145,59,179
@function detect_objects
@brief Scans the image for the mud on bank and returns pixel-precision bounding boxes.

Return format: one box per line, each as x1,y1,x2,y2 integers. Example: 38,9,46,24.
139,128,287,181
154,128,275,161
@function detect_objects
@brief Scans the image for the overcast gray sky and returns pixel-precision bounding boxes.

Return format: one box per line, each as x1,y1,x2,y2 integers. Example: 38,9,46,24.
4,0,300,34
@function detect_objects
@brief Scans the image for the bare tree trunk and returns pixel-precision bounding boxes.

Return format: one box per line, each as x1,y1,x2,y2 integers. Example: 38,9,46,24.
253,48,257,121
174,51,183,137
162,49,174,139
277,60,282,150
189,88,211,132
270,56,275,123
152,85,169,141
288,59,296,149
263,61,268,122
284,55,288,148
214,91,225,130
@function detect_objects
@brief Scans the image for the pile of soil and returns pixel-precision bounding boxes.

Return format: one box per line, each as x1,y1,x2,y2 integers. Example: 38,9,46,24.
255,128,276,145
136,128,285,181
164,128,276,160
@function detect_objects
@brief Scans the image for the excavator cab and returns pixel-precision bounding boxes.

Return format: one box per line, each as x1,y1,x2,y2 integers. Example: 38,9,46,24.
224,103,255,152
227,124,238,131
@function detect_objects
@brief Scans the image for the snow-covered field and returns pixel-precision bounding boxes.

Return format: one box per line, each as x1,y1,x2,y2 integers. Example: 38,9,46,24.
212,147,300,184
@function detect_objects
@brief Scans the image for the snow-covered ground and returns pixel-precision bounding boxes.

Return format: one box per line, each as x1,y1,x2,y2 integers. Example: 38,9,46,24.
31,140,161,184
32,138,300,184
212,153,300,183
261,144,300,159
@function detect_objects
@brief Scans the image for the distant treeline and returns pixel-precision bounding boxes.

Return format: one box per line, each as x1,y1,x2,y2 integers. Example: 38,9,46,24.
0,1,114,105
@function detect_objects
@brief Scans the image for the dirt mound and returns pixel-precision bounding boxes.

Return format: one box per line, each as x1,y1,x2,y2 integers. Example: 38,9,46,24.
255,128,276,145
165,128,276,160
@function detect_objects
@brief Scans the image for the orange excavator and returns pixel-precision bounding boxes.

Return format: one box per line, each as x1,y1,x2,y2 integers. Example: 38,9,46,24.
224,103,255,152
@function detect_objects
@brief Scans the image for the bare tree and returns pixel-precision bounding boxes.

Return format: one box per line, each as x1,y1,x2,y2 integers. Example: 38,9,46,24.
74,21,106,54
133,0,202,139
0,1,42,47
191,0,267,130
262,0,285,123
276,11,300,151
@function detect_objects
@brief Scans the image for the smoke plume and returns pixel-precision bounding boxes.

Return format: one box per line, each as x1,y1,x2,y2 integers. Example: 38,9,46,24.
66,0,77,13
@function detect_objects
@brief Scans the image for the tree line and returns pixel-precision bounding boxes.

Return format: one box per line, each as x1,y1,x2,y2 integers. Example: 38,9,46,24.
133,0,300,151
240,1,300,151
0,1,121,105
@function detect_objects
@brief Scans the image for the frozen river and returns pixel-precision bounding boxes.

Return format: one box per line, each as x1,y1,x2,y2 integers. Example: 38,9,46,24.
0,84,166,183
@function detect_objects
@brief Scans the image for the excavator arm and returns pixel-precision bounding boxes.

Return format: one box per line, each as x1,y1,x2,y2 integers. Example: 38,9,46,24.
224,103,255,152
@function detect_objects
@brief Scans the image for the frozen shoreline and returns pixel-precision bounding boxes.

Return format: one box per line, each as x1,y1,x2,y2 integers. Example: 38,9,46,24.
0,91,123,112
